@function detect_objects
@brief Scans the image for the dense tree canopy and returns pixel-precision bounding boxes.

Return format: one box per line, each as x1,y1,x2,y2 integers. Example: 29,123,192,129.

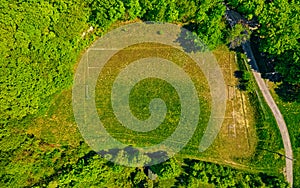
0,0,90,121
122,0,142,20
227,0,300,85
0,0,295,187
88,0,125,31
178,160,288,187
149,158,181,180
276,46,300,85
137,0,226,49
0,0,228,122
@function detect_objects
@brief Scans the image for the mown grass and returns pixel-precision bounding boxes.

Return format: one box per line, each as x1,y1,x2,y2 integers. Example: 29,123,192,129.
95,42,211,149
95,42,283,173
27,43,285,177
177,46,259,166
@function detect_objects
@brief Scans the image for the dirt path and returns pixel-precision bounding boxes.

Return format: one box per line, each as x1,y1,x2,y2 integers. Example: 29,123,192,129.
226,9,294,187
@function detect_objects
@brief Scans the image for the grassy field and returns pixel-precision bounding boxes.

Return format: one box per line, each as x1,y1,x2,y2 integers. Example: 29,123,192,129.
27,44,285,177
95,42,211,148
93,43,259,166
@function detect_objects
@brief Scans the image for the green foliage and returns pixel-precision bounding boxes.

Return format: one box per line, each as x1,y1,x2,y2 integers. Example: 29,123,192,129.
122,0,142,20
270,86,300,187
150,158,181,180
140,0,179,22
227,23,250,48
138,0,226,49
176,0,197,22
227,0,300,85
0,0,90,121
275,47,300,85
242,71,251,81
178,160,289,188
193,0,226,49
240,71,255,92
1,0,294,187
259,0,300,85
235,52,285,171
1,125,89,186
41,152,152,187
258,0,299,55
107,148,152,167
88,0,125,30
227,0,265,19
236,53,255,92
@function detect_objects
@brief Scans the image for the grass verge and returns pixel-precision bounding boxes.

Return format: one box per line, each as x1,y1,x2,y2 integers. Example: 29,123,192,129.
268,82,300,187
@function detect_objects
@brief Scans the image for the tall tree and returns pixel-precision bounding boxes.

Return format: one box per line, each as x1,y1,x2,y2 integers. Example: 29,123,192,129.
88,0,125,30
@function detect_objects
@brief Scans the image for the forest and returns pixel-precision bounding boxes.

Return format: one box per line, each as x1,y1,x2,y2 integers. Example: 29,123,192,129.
0,0,299,187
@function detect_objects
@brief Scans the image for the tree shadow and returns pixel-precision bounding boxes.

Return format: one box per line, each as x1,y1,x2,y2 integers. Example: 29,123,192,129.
98,146,169,167
175,23,207,53
234,70,251,91
234,70,243,79
261,72,282,83
275,82,300,102
147,150,169,165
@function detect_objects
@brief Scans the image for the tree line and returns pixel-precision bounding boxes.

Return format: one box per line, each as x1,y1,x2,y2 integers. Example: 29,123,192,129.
227,0,300,87
2,0,298,122
0,0,295,187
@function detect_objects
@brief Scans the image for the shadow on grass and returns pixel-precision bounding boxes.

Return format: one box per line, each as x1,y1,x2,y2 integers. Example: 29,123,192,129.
275,82,300,103
234,70,243,79
98,146,169,167
234,70,254,92
175,23,207,53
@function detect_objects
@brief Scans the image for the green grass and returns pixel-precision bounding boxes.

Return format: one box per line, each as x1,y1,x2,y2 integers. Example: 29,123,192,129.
94,43,284,174
28,90,83,147
95,42,211,150
234,52,285,176
251,38,299,185
268,82,300,187
25,44,286,181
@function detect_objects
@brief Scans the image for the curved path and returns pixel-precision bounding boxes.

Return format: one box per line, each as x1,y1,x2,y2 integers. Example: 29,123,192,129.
226,9,294,187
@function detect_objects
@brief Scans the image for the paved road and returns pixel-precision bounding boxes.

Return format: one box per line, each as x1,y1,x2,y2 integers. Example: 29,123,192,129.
226,9,294,187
